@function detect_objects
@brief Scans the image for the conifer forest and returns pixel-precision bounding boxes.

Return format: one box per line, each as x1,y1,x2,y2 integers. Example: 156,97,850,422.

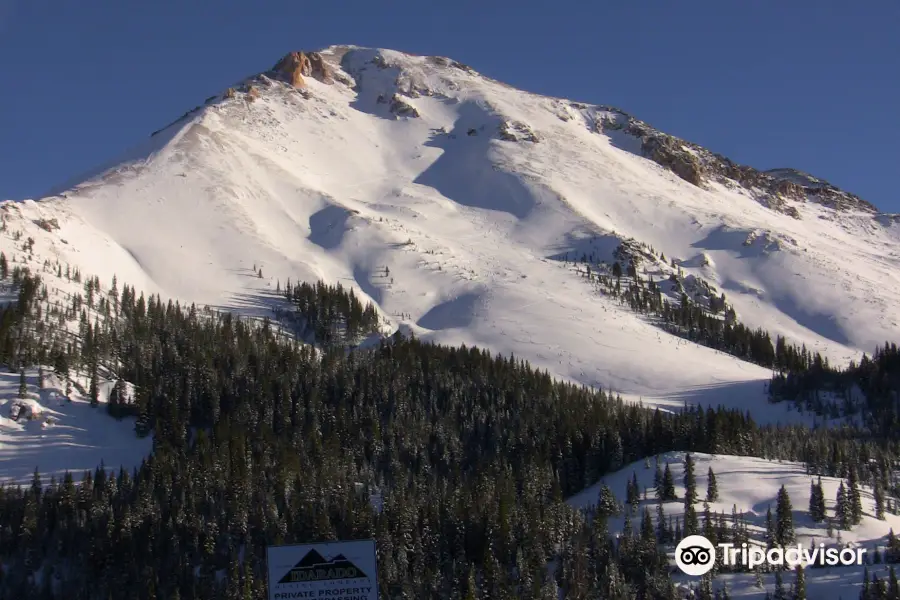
0,259,899,599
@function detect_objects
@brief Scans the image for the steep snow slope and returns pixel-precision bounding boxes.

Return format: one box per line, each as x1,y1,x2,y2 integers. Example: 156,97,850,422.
2,46,899,424
569,452,898,599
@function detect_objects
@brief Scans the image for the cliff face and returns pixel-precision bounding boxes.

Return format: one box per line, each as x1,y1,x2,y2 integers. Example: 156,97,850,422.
605,116,876,216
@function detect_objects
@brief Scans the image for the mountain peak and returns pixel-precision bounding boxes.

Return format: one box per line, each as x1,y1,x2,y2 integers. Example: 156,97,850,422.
269,50,336,87
4,39,899,426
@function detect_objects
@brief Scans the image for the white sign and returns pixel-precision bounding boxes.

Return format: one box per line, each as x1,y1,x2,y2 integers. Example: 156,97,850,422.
266,539,378,600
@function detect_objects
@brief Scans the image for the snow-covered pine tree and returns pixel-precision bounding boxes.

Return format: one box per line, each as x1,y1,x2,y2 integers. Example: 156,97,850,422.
835,481,851,530
792,564,806,600
706,466,719,502
89,363,99,408
808,477,826,523
775,485,795,546
596,484,620,522
848,467,863,526
654,462,664,499
663,463,677,501
875,481,886,520
18,367,27,398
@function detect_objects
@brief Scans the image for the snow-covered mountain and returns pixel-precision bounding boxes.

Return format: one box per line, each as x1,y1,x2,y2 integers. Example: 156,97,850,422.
3,44,900,423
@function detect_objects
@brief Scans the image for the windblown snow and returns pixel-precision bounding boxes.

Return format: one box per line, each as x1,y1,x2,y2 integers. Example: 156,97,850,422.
2,45,900,439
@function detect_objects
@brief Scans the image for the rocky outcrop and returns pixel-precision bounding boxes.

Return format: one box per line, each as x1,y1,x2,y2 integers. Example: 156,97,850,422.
34,218,59,232
388,94,419,118
774,179,803,199
270,51,335,88
307,52,335,84
272,52,310,87
498,120,540,143
638,135,703,186
577,105,878,216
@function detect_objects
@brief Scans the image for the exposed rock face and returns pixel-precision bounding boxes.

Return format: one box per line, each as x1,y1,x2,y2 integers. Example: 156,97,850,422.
579,107,878,216
774,179,803,199
498,120,540,143
34,218,59,232
272,52,311,87
270,51,335,88
307,52,335,84
638,135,703,186
388,94,419,118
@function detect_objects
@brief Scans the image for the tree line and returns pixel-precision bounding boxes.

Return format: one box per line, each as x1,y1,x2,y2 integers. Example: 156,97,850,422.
0,258,898,598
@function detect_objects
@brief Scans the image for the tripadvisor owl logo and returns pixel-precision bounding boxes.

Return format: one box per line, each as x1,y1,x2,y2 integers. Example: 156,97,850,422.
675,535,716,576
675,533,867,575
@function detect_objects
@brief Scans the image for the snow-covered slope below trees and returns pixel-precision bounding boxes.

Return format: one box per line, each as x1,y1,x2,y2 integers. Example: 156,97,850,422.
0,368,150,487
2,45,899,425
569,452,899,599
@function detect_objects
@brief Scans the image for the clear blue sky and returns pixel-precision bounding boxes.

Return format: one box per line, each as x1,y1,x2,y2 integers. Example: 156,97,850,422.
1,1,897,210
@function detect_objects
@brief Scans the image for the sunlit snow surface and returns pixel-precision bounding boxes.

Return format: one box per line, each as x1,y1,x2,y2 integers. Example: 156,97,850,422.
0,370,151,487
0,46,898,478
571,452,898,599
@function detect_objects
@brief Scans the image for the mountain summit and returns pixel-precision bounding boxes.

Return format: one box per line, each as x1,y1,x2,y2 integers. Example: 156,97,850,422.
3,45,899,418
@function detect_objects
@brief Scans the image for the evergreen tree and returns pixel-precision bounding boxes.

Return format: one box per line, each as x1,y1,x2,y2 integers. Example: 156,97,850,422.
775,485,795,546
848,467,864,526
17,367,26,399
656,502,669,544
684,453,698,504
684,502,700,537
134,410,151,438
875,481,886,521
625,471,639,511
631,471,640,509
107,379,128,419
596,484,621,524
89,363,99,408
792,564,806,600
654,461,664,499
662,463,677,501
809,477,826,523
836,482,851,530
706,466,719,502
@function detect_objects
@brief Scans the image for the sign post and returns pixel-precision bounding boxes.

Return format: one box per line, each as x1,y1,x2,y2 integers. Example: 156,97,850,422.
266,539,378,600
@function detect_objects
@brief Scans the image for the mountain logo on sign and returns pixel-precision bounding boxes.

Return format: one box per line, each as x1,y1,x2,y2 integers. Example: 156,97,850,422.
278,549,368,583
